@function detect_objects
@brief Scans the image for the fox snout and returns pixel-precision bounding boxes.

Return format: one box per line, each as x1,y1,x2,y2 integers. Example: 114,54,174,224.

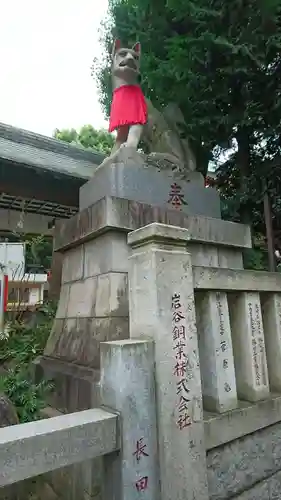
119,57,137,70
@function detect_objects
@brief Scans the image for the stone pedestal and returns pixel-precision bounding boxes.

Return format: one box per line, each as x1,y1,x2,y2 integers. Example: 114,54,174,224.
128,223,209,500
79,148,221,219
38,191,251,413
35,154,251,499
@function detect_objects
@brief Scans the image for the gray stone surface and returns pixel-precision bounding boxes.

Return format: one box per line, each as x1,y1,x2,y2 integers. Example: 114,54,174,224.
229,292,269,402
233,479,270,500
61,245,84,284
79,150,221,218
204,394,281,450
54,197,251,252
217,247,244,269
33,356,100,412
83,232,129,277
193,266,281,292
207,420,281,500
101,339,160,500
0,408,118,487
190,244,243,269
128,223,209,500
196,291,237,413
127,220,192,246
262,293,281,392
58,273,128,319
44,316,129,368
218,468,281,499
59,232,129,285
48,458,104,500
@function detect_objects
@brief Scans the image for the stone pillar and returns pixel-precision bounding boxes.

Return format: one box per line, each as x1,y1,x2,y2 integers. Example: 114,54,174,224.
195,291,238,412
128,223,209,500
100,339,160,500
262,293,281,392
229,292,269,402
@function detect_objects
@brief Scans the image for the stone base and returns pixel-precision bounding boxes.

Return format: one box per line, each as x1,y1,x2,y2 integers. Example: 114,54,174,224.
79,148,221,218
33,356,100,413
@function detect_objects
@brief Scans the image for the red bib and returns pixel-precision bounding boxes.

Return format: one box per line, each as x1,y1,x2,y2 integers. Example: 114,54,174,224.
109,85,147,132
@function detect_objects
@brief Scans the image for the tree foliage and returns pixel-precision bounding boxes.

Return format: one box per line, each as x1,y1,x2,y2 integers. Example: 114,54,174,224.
94,0,281,226
0,303,56,422
54,125,114,155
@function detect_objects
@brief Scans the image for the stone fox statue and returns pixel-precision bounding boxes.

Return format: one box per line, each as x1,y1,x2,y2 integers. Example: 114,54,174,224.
109,39,147,152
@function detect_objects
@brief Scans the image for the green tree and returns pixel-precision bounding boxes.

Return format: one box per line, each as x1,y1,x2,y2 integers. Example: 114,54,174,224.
54,125,114,155
94,0,281,223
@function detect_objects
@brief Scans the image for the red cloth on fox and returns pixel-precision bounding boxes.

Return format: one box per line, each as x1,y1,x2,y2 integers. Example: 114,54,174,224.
109,84,147,132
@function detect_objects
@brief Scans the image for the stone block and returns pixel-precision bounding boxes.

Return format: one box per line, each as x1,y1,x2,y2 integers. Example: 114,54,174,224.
262,293,281,392
54,197,251,253
229,292,269,402
57,273,129,320
189,244,243,269
61,245,84,284
66,277,97,318
79,149,221,218
83,231,129,278
44,316,129,369
95,272,128,317
56,285,70,319
217,248,244,269
207,420,281,500
196,291,237,413
190,244,219,267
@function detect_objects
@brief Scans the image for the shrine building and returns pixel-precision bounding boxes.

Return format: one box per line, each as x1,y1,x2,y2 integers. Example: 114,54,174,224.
0,122,104,237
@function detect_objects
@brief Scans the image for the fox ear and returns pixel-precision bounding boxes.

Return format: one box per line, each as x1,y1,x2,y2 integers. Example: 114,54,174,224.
132,42,141,56
112,39,122,59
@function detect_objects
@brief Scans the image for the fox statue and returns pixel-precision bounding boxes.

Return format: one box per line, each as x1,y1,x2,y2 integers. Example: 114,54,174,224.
109,39,147,153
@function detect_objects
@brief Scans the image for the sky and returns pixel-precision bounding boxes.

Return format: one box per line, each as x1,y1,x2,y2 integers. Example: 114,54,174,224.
0,0,108,137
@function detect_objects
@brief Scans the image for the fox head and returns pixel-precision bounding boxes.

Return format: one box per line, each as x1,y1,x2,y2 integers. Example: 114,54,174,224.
111,39,141,85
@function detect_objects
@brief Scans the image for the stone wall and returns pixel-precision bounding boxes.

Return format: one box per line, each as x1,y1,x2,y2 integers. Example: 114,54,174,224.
207,420,281,500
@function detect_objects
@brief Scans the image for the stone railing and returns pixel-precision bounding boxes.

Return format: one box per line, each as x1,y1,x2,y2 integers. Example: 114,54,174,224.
5,221,281,500
0,338,160,500
193,266,281,415
127,222,281,497
0,408,118,487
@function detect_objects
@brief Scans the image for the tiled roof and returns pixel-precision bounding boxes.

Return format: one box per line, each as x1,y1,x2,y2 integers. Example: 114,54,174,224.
0,122,105,180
